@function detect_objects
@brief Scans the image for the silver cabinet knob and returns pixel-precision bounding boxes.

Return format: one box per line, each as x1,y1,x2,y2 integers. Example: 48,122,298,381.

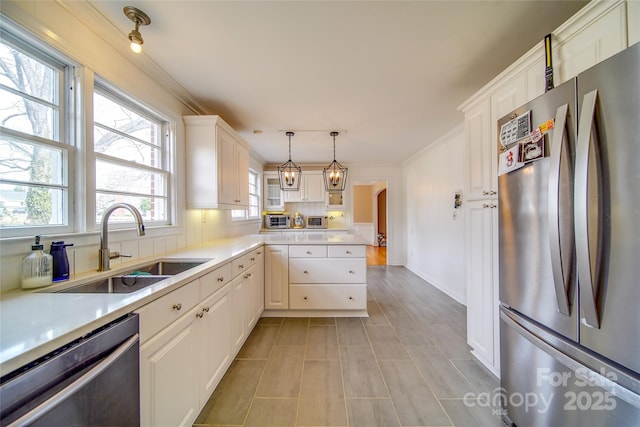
348,296,353,300
250,257,255,261
202,306,210,313
303,296,308,300
173,303,182,311
306,251,312,255
349,270,355,274
303,270,309,274
238,264,244,269
346,251,352,254
196,311,204,318
217,277,224,282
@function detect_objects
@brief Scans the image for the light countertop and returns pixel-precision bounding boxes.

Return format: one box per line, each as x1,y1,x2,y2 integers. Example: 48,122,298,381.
0,233,367,375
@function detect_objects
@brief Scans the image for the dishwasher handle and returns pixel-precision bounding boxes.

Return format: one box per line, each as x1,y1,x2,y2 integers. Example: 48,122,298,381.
6,333,139,427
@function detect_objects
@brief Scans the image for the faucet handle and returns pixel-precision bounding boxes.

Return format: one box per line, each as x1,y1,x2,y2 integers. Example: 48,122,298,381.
108,251,132,260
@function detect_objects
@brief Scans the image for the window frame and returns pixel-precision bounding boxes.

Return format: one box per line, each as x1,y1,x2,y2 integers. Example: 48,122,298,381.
91,78,172,230
231,168,260,221
0,26,76,238
0,21,176,239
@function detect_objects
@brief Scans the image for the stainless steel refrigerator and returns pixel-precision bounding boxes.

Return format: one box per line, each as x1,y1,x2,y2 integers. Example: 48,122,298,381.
498,42,640,426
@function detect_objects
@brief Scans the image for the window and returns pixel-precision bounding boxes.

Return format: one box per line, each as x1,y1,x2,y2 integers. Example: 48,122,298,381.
93,84,170,225
0,31,71,234
0,22,175,238
232,169,260,221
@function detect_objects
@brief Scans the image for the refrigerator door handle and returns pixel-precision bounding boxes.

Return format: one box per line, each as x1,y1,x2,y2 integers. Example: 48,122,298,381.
575,89,600,328
548,103,571,316
501,309,640,409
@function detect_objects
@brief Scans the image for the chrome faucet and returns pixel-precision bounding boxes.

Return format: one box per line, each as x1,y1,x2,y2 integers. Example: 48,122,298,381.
98,203,146,271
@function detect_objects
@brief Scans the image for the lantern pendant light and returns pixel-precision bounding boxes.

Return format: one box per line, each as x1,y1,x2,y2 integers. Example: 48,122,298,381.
278,131,302,191
323,131,348,192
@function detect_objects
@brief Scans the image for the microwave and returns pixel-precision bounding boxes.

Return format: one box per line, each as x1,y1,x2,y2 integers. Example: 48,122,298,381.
306,215,328,229
264,214,290,229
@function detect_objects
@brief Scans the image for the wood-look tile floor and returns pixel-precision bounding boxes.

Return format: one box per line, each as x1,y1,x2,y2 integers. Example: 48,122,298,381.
194,266,503,427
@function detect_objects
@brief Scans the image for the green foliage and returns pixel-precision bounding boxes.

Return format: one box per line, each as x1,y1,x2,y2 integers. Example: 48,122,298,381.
25,148,52,224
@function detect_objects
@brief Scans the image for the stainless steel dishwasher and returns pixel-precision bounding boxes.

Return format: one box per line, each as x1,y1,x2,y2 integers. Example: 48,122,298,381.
0,313,140,426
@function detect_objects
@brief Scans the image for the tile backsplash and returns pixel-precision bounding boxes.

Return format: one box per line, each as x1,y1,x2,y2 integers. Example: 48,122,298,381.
0,210,259,292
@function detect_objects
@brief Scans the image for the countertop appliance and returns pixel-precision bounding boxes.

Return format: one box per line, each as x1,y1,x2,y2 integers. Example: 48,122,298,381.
264,214,290,229
498,43,640,426
306,215,328,229
0,314,140,426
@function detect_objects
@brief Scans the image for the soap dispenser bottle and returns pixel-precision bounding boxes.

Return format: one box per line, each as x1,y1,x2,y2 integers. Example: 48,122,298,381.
50,241,73,282
22,235,53,289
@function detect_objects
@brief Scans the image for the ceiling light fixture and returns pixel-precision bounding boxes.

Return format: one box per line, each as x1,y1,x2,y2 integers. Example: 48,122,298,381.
323,131,348,192
278,131,302,191
123,6,151,53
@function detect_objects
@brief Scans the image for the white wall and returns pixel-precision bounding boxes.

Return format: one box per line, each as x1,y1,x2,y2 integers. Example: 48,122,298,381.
0,2,260,291
403,126,466,304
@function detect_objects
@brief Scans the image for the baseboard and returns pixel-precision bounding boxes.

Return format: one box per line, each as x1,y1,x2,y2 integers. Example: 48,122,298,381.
405,265,466,305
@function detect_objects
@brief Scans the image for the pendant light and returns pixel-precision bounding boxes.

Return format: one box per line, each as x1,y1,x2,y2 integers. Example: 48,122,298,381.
323,131,348,192
278,131,302,191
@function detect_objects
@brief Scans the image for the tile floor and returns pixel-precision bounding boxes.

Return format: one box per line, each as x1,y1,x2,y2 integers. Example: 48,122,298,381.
194,266,503,427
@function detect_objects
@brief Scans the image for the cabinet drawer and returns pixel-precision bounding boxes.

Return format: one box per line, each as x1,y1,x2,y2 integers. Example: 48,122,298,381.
289,285,366,310
289,245,327,258
247,248,263,266
289,259,366,284
200,262,232,299
136,279,200,343
232,254,248,276
327,245,366,258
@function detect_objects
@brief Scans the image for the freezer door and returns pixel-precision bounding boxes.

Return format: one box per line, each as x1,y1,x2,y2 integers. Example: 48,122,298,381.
500,308,640,427
498,79,578,341
575,42,640,375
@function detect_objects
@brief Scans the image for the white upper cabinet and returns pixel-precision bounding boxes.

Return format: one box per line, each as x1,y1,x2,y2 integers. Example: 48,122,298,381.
464,98,492,201
553,1,628,84
284,171,325,203
184,115,249,209
263,171,284,211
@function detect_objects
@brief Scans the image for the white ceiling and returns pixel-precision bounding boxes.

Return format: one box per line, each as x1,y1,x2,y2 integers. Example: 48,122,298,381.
88,0,587,165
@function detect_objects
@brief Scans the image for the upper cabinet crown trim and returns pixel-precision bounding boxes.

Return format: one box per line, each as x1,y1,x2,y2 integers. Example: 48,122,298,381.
458,0,626,112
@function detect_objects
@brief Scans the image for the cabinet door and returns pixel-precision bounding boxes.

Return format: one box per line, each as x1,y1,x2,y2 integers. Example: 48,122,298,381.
231,274,248,351
554,2,627,84
217,125,238,206
140,306,200,427
264,245,289,309
465,199,498,369
304,172,325,202
263,173,284,211
199,284,232,405
235,142,249,206
249,248,265,322
464,98,492,200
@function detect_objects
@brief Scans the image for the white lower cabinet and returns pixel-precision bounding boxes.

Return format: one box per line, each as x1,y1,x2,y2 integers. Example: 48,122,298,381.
138,249,265,427
198,283,232,406
139,300,201,427
264,245,289,309
287,244,367,312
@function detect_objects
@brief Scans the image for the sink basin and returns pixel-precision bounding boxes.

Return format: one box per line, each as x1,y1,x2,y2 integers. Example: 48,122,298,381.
121,260,207,276
56,275,171,294
46,259,210,294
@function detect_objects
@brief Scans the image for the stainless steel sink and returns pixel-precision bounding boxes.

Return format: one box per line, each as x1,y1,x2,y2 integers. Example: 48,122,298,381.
56,275,171,294
47,258,210,294
121,260,207,276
